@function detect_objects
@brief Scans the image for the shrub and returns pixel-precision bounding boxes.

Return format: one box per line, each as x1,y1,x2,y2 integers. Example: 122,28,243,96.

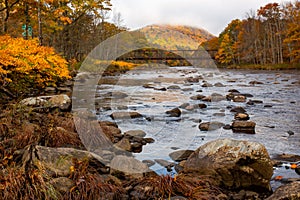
0,35,70,98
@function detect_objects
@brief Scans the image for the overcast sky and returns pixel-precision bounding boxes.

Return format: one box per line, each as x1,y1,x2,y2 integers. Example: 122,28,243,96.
110,0,283,36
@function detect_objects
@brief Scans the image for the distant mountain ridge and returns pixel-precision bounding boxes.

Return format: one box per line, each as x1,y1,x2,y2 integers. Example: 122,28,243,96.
138,24,214,50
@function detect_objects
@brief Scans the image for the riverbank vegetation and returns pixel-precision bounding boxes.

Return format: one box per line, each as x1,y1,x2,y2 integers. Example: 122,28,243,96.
202,1,300,68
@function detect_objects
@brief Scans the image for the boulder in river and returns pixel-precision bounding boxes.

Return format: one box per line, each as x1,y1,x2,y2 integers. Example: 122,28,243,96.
233,95,246,102
232,121,256,134
199,121,225,131
184,138,273,192
110,111,143,120
234,113,250,121
230,106,246,113
166,107,181,117
169,150,194,162
190,94,206,100
124,130,146,138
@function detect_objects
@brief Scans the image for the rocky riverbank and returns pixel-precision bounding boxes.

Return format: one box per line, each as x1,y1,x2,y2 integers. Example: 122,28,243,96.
1,69,300,199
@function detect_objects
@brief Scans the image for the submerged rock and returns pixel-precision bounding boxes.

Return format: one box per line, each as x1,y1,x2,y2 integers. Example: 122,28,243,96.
230,106,246,113
199,121,225,131
184,138,273,192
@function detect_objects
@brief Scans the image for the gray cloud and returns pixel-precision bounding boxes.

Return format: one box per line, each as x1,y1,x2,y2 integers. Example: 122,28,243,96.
110,0,282,36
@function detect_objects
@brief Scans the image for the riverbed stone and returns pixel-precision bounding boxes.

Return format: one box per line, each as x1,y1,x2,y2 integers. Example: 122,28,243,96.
110,112,143,120
169,150,194,162
230,106,246,113
249,81,264,85
190,94,206,100
234,113,250,121
110,155,150,178
124,130,146,138
232,121,256,134
265,181,300,200
115,138,132,152
199,121,225,131
166,107,181,117
184,138,273,191
233,95,246,102
167,85,181,90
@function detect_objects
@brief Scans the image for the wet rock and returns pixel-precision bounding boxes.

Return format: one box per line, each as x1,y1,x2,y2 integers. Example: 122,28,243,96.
131,142,143,153
264,104,273,108
213,112,226,117
186,77,200,83
143,83,155,89
144,138,155,144
110,155,150,178
154,87,167,91
233,95,246,102
190,94,206,100
142,160,156,167
247,100,263,105
223,124,232,130
169,150,194,162
185,104,207,111
265,181,300,200
184,138,273,191
166,108,181,117
179,103,190,109
287,130,295,136
181,87,194,91
167,85,181,90
124,130,146,138
196,89,203,92
202,82,213,87
115,138,132,152
99,122,122,143
104,91,128,99
211,93,226,102
110,112,143,120
228,89,240,93
155,159,174,171
230,106,246,113
249,81,264,85
272,153,300,162
199,121,225,131
214,82,225,87
234,113,250,121
232,121,256,134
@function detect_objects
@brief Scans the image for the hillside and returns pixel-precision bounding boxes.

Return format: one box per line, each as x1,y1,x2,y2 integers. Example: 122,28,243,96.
139,24,214,50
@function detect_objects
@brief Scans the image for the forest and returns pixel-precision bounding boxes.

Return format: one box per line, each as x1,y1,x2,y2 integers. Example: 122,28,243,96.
202,1,300,67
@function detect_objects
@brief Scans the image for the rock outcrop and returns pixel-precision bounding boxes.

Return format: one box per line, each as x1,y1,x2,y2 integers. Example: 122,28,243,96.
184,139,273,192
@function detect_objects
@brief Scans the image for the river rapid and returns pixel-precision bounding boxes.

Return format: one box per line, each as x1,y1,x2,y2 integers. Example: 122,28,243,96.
94,66,299,184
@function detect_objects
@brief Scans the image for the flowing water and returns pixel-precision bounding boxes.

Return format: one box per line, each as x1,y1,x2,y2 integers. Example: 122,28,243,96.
90,65,299,189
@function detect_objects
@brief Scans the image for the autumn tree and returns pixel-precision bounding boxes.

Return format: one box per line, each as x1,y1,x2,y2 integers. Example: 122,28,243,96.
0,35,70,98
215,19,241,65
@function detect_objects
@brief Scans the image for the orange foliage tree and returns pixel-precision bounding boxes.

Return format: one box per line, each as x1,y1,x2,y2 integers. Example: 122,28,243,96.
0,35,70,98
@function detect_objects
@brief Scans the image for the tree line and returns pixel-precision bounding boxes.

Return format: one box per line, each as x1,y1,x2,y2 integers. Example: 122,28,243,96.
202,1,300,66
0,0,126,62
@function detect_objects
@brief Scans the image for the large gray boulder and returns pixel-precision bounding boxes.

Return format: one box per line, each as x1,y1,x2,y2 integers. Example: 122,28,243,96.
22,145,108,177
184,139,273,191
266,181,300,200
